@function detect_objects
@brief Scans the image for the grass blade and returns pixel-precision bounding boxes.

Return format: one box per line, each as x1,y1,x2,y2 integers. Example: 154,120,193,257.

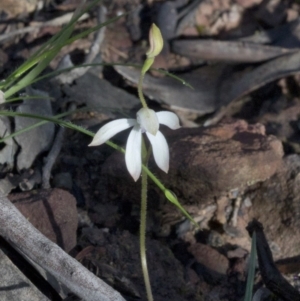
244,231,257,301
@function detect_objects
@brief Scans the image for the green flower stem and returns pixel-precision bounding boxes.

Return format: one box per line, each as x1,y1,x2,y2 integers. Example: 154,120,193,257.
138,57,154,108
138,72,148,108
140,141,153,301
142,165,164,191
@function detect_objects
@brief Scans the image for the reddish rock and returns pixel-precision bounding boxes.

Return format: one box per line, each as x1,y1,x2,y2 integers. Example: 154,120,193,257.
250,154,300,260
99,120,284,238
160,120,283,204
188,243,229,275
257,102,300,142
8,188,78,252
101,120,283,206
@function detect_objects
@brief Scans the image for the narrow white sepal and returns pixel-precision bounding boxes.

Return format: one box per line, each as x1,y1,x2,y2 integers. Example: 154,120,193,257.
89,118,136,146
156,111,180,130
146,131,169,173
125,125,142,181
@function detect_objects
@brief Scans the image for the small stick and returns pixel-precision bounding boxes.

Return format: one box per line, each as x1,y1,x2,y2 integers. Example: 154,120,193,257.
42,126,65,189
0,13,89,43
42,103,77,189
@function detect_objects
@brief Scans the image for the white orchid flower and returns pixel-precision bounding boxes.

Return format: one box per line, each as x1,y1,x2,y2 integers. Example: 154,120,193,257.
89,108,180,181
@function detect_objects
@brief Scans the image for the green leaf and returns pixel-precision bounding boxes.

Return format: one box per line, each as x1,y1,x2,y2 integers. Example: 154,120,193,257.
244,232,257,301
0,110,94,140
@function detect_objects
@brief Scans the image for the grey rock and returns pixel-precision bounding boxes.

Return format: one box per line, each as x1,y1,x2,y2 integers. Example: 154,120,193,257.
14,87,55,170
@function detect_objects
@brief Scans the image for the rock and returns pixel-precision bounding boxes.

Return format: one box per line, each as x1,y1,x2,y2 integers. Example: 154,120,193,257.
101,120,283,203
204,153,300,261
160,119,283,204
0,116,17,172
0,249,50,301
102,120,283,199
99,120,283,237
8,188,78,252
188,243,229,275
14,87,55,170
0,0,38,19
250,154,300,260
256,101,300,152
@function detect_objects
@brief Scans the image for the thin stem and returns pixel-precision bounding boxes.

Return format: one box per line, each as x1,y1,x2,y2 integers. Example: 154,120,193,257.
142,165,165,192
137,57,154,108
138,71,148,108
140,141,153,301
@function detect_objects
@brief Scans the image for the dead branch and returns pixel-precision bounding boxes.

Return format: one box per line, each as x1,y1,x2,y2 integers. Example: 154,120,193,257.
0,193,126,301
247,219,300,301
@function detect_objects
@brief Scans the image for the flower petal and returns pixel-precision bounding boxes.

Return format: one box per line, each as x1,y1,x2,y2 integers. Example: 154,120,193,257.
156,111,180,130
89,119,136,146
146,130,169,173
125,125,142,181
137,108,159,135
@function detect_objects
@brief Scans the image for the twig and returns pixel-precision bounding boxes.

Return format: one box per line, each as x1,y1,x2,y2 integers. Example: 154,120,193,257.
0,13,89,43
85,5,106,63
42,126,65,189
0,193,126,301
42,103,76,189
